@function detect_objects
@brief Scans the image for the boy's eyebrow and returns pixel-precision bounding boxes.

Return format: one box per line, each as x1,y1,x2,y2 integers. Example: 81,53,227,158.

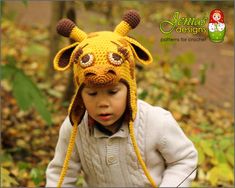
84,85,120,91
111,85,120,89
83,87,95,90
83,82,121,89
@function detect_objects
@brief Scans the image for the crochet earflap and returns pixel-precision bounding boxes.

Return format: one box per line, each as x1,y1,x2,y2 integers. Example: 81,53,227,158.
54,10,156,187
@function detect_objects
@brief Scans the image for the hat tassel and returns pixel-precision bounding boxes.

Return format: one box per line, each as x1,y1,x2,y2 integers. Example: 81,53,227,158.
129,121,157,187
57,124,78,188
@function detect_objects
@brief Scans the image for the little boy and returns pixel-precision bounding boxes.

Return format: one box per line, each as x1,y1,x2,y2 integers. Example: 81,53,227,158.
46,10,198,187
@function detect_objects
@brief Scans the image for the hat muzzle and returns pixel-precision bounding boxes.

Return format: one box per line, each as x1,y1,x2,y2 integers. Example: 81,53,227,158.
83,66,119,87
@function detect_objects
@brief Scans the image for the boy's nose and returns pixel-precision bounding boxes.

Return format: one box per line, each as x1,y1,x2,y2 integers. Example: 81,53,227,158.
97,99,109,108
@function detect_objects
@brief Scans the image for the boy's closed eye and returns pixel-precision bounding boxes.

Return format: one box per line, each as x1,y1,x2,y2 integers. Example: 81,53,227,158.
87,89,119,96
108,89,119,95
87,91,97,96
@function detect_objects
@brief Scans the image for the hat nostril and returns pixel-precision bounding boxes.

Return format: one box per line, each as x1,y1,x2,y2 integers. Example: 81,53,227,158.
107,70,116,75
85,72,96,77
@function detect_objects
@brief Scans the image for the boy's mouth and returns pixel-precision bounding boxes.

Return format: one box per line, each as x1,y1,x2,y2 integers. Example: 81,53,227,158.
98,113,112,121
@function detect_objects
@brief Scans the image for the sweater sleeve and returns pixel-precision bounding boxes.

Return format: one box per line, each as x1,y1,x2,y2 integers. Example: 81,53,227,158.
157,111,198,187
46,116,81,187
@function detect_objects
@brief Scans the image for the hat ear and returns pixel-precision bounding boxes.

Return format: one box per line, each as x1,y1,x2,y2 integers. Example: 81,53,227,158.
54,42,79,71
125,36,153,65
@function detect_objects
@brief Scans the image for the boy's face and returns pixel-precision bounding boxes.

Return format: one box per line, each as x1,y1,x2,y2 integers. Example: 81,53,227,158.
81,82,127,133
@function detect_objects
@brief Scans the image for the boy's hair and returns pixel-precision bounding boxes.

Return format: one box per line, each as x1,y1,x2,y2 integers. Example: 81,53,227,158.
53,10,156,187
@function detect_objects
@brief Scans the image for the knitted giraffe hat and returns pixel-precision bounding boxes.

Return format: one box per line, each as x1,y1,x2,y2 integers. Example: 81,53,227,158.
54,10,156,187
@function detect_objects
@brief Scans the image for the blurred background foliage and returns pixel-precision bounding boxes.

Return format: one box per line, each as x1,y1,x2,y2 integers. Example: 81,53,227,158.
1,0,234,187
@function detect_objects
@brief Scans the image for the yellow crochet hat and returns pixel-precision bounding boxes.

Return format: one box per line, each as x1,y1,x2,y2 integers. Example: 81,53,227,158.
54,10,156,187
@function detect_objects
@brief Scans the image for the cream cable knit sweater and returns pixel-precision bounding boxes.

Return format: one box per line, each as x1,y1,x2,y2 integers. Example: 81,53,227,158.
46,100,198,187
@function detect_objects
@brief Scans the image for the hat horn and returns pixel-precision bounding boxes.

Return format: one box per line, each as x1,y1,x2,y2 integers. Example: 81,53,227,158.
57,18,87,42
114,10,140,36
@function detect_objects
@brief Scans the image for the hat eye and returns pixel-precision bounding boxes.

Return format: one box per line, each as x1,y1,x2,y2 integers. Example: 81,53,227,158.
80,53,94,68
108,52,123,66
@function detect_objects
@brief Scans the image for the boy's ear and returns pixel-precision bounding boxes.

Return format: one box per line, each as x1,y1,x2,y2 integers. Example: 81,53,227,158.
54,42,79,71
124,36,153,65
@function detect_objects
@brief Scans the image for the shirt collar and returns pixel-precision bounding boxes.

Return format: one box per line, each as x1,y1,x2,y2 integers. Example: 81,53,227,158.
94,121,129,138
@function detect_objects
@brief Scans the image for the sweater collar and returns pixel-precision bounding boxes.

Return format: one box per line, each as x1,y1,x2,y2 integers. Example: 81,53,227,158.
94,121,129,138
